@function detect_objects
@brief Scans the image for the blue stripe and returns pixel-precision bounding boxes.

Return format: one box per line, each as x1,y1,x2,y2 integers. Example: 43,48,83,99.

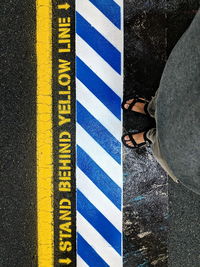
77,190,122,255
77,145,121,210
76,12,121,74
78,234,109,267
89,0,121,29
76,57,121,119
77,102,121,164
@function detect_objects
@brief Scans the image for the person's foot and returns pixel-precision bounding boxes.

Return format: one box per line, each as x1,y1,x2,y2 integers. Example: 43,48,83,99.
122,132,148,148
122,131,152,149
122,97,149,115
123,132,145,147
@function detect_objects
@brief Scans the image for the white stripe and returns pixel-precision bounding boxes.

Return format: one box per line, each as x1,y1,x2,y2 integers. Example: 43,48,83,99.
76,79,121,141
76,35,122,97
77,168,122,231
76,0,122,51
77,256,89,267
77,124,122,188
77,213,122,267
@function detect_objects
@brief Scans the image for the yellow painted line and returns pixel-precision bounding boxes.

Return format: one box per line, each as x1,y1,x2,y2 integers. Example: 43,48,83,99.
36,0,53,266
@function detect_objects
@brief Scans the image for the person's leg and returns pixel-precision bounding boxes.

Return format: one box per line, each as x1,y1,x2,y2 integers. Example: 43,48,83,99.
146,128,180,184
146,90,159,118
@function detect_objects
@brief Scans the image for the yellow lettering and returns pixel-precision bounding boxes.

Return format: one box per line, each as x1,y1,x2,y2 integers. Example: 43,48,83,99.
59,210,71,221
58,3,70,11
59,241,72,252
59,115,71,125
59,181,71,192
59,59,71,73
60,222,71,233
59,131,71,141
59,258,72,265
59,198,71,207
58,99,71,115
59,230,71,239
58,73,71,86
59,159,71,170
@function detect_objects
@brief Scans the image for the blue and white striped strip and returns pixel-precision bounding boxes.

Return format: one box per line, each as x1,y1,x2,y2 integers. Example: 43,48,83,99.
76,0,123,265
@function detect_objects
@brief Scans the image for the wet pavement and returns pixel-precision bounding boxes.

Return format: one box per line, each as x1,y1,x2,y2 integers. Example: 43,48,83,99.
123,0,200,266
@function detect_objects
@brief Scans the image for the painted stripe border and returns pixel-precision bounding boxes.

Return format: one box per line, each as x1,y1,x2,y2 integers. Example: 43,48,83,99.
36,0,54,266
76,0,124,265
